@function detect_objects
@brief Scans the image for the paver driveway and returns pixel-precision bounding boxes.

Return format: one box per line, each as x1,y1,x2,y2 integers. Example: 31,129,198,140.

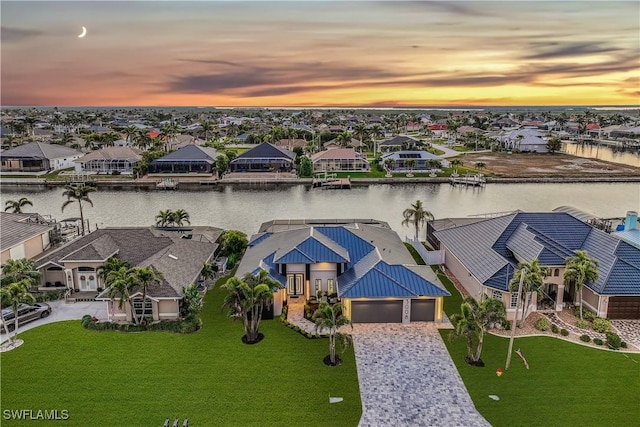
351,323,490,427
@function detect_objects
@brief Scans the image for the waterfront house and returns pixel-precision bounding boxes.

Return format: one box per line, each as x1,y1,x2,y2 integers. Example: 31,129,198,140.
229,142,296,173
431,212,640,320
74,146,143,175
381,151,447,172
378,135,422,152
497,128,548,152
236,219,449,323
276,138,307,151
323,137,365,150
34,227,222,321
148,144,219,175
1,212,55,264
310,148,370,172
0,142,83,173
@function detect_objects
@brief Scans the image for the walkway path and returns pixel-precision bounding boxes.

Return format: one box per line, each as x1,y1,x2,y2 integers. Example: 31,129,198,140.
352,323,489,427
612,320,640,349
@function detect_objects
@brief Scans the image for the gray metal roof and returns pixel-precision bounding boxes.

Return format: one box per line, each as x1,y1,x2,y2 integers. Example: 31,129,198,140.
505,223,543,262
0,212,54,251
0,141,82,160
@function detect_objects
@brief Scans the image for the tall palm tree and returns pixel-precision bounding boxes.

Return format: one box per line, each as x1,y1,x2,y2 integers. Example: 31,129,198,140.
449,300,479,362
123,126,138,145
61,184,96,236
353,122,369,146
221,270,280,343
130,266,164,324
0,279,36,342
105,266,135,322
446,119,460,143
1,258,40,288
199,120,214,141
509,259,550,327
402,200,434,241
335,131,353,148
312,301,352,365
563,250,599,320
4,197,33,213
4,134,21,149
172,209,190,227
97,257,131,288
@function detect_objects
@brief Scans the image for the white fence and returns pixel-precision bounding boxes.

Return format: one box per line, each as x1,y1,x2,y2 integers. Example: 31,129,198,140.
405,237,444,265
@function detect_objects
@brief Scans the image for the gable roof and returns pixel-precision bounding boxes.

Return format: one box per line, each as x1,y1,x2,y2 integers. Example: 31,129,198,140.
435,212,640,295
379,135,421,146
0,141,82,160
59,234,119,262
311,148,367,162
232,143,295,161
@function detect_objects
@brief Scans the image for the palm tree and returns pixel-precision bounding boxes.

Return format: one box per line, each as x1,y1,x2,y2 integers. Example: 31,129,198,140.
155,209,174,227
563,251,599,320
402,200,434,241
4,197,33,213
123,126,138,145
0,279,35,342
181,283,203,319
130,266,164,324
172,209,190,227
336,131,353,148
449,300,480,362
200,121,214,141
61,184,96,236
4,134,21,149
221,269,280,343
370,124,383,153
1,258,41,288
509,259,550,327
446,119,460,143
312,301,353,365
105,266,135,323
353,122,368,146
97,257,131,288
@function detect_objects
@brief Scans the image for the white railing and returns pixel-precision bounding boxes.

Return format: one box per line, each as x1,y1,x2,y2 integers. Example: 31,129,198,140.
405,237,444,265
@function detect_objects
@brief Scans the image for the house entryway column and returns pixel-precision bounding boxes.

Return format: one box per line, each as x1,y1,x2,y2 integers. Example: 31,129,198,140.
65,269,74,290
555,284,565,311
402,299,411,323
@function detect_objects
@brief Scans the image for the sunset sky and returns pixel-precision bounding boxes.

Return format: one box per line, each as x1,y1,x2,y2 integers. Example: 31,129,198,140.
2,1,639,107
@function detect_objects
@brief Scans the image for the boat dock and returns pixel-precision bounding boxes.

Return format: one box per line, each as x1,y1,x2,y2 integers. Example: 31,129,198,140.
312,173,351,189
450,173,486,187
156,178,178,190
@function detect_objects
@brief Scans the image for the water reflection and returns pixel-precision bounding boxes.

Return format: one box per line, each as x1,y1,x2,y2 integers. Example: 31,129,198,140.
563,143,640,168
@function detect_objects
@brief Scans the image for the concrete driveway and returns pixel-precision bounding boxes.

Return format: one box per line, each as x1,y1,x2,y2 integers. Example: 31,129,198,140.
351,323,490,427
1,300,106,344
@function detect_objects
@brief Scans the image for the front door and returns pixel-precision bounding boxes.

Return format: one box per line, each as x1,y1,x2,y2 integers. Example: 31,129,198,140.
287,274,304,296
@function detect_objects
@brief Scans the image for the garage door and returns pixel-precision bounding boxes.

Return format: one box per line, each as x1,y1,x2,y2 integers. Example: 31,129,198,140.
411,299,435,322
607,297,640,319
351,300,402,323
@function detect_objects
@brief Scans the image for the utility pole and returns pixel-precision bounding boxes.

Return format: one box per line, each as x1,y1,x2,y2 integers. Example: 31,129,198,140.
506,267,526,370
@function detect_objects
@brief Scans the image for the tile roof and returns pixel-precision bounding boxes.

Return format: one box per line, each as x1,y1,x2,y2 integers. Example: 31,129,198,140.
0,212,54,251
310,148,366,161
233,143,295,161
74,147,142,163
0,141,82,160
435,212,640,295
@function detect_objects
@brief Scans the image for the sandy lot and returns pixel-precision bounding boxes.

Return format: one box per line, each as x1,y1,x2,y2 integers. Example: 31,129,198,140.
460,152,640,177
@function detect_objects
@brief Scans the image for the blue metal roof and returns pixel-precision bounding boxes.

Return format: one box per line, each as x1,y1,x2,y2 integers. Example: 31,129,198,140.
315,226,374,267
274,236,348,264
254,251,286,288
603,260,640,295
484,264,515,291
340,261,449,298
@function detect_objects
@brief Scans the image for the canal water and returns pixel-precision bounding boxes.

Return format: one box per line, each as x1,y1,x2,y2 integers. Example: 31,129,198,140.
563,142,640,168
2,183,638,237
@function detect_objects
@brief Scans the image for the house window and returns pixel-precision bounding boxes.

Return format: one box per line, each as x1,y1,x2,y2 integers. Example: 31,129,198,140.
492,290,502,300
511,292,519,308
315,279,322,292
554,268,560,277
327,279,335,294
133,299,153,317
78,266,95,272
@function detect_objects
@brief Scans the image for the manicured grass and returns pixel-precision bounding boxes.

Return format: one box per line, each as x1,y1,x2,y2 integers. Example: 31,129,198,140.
429,265,464,316
440,331,640,427
0,283,362,426
403,243,425,265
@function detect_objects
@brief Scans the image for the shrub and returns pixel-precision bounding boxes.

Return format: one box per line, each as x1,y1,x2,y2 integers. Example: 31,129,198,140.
592,318,611,333
534,317,550,331
621,342,628,348
576,319,589,329
605,332,622,350
501,319,511,331
574,307,596,322
580,334,591,342
81,316,201,334
593,338,604,345
551,324,560,334
560,328,569,336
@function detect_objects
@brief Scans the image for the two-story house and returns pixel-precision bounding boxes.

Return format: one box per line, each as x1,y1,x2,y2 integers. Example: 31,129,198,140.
236,219,449,323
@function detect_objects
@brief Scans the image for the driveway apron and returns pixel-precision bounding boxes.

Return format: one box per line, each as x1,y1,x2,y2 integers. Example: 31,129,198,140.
351,323,490,427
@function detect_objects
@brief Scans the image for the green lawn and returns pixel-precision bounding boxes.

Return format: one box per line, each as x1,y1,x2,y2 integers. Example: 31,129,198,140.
0,284,362,426
441,332,640,427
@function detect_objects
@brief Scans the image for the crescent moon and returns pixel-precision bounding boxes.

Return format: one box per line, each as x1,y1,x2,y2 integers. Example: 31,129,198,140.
78,26,87,38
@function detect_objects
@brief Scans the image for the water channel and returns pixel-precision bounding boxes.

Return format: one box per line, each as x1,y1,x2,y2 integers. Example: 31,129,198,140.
2,183,638,237
563,142,640,168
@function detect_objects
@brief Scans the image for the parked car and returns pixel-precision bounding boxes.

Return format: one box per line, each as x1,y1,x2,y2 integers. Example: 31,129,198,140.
1,303,52,332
